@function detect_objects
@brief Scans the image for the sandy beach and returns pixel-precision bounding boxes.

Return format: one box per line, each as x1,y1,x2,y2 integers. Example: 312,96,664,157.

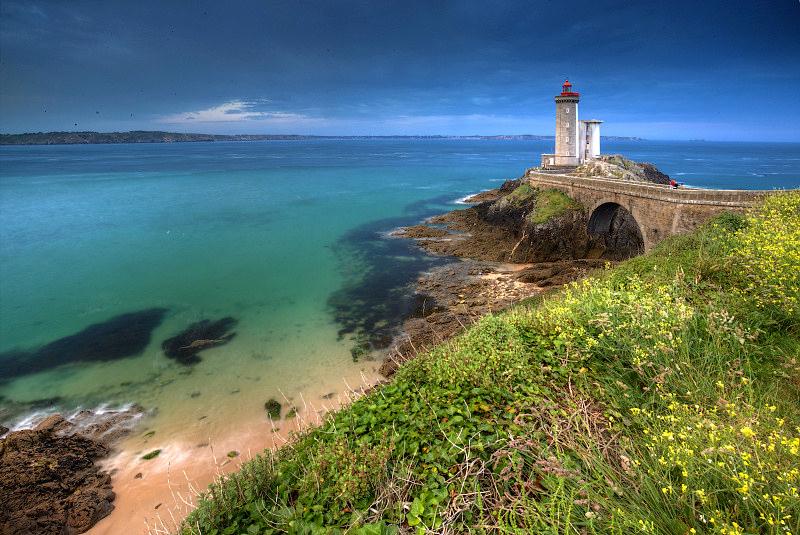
88,367,379,534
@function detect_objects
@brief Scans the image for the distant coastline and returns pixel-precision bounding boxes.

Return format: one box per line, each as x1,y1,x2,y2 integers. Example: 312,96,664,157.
0,130,644,146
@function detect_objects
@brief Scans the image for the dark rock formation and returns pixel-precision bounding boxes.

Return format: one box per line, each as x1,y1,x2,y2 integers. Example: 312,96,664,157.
392,225,450,239
462,178,522,203
406,193,589,264
638,162,671,185
0,407,141,535
415,207,520,261
0,417,113,535
161,317,237,365
379,158,670,376
0,308,168,381
264,399,282,420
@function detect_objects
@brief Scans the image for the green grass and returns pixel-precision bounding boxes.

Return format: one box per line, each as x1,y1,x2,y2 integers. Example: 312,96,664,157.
181,192,800,535
527,188,583,225
503,183,536,206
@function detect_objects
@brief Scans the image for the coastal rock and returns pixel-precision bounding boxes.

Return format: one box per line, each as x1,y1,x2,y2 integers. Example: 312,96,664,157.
161,317,237,365
411,203,589,264
462,179,521,203
0,416,116,534
421,207,520,261
514,259,608,287
573,154,671,184
402,174,660,264
392,225,450,239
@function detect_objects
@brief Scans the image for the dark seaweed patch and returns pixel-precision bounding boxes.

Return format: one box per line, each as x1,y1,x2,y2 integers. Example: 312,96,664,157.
161,317,237,365
327,195,454,353
0,308,168,381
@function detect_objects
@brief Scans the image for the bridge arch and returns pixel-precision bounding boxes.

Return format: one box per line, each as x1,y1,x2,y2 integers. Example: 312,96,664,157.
526,171,770,252
587,201,645,260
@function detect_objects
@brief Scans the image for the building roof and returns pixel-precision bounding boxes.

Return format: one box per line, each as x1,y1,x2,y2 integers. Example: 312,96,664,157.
560,79,579,97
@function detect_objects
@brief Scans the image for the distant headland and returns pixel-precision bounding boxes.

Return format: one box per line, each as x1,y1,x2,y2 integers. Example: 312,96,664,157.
0,130,644,146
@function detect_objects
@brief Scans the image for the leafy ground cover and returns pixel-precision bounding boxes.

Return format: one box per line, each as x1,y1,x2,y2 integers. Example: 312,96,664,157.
182,192,799,535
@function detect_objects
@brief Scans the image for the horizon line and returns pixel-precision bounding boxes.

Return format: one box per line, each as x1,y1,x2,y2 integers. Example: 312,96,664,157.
2,130,800,144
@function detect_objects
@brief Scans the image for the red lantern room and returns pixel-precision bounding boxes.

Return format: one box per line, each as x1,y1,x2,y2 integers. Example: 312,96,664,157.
560,79,580,97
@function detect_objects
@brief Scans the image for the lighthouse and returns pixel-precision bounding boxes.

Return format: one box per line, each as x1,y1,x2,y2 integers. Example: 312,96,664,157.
541,80,602,169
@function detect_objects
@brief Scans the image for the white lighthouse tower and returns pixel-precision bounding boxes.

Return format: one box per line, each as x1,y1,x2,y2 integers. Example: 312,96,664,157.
541,80,602,169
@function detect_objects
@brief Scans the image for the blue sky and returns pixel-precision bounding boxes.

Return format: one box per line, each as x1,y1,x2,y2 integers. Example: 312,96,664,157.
1,1,798,141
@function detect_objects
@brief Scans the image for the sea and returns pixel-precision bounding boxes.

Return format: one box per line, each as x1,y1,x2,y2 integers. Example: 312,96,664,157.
1,139,799,441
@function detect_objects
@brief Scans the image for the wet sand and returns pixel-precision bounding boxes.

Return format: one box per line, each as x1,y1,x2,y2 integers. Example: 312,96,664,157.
88,367,379,534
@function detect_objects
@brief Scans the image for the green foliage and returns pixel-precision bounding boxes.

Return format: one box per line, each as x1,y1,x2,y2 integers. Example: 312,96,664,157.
182,193,800,535
142,449,161,460
503,183,536,205
527,188,583,225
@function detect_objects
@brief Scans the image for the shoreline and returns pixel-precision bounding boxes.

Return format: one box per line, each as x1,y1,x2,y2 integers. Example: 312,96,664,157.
88,369,378,534
1,360,380,534
89,185,545,532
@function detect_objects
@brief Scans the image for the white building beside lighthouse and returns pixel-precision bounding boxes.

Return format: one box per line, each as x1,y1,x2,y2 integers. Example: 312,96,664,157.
540,80,603,169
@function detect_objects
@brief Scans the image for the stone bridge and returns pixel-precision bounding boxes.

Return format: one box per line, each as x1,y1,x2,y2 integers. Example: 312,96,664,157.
526,171,772,252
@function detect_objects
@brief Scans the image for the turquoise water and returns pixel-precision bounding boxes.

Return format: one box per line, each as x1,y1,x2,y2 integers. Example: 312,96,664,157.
1,139,798,434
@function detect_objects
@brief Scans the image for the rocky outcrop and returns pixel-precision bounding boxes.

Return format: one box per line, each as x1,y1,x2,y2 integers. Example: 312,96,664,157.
574,154,671,184
0,407,142,534
393,225,450,239
462,178,523,203
395,183,590,263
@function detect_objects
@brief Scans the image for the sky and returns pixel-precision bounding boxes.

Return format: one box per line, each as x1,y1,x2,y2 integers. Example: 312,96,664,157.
1,0,799,141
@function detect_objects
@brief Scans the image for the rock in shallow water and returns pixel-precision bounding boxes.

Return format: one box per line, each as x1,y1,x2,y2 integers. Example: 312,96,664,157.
264,399,281,420
161,317,237,365
0,308,169,381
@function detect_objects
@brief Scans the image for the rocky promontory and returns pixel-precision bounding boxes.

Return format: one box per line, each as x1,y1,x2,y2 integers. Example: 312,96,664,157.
395,180,599,263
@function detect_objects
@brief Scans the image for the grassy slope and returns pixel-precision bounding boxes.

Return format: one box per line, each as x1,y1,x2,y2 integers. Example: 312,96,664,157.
183,193,799,535
527,188,583,225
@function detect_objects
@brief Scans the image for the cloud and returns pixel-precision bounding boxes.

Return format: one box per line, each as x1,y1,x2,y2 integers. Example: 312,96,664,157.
158,100,312,124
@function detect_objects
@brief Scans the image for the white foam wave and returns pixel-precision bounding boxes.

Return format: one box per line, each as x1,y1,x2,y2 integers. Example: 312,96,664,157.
453,190,489,204
7,402,144,437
